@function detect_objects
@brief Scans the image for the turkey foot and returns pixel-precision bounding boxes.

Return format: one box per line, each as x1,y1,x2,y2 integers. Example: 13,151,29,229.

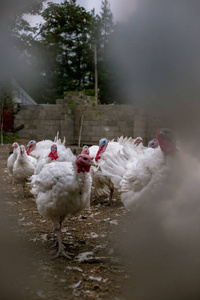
53,246,72,260
104,188,115,206
53,228,74,259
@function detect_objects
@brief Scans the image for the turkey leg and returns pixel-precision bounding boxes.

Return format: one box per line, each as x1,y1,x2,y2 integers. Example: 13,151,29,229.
54,226,73,259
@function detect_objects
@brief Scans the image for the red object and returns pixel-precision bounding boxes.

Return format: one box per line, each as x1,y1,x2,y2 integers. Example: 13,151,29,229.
48,144,59,160
48,151,59,160
148,139,159,148
134,137,143,145
157,128,177,155
95,138,108,162
26,140,36,155
81,145,90,155
1,107,13,132
76,154,93,173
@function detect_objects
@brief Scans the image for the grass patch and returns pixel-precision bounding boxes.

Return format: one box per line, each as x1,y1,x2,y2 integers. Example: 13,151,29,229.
0,131,18,144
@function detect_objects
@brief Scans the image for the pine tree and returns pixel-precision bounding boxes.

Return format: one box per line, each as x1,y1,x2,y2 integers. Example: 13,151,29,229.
0,0,45,88
98,0,116,104
33,0,94,103
99,0,115,57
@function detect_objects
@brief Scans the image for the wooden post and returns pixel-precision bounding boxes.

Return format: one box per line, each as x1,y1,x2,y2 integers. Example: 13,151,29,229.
78,106,83,148
94,42,98,104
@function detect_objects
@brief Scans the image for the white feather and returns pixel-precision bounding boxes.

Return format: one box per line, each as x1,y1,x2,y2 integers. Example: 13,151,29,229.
7,142,20,175
101,144,170,209
13,145,36,186
89,140,125,198
31,159,92,230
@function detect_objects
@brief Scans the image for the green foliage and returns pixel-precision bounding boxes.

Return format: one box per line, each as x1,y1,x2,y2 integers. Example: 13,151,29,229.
7,0,45,34
8,0,117,105
63,90,103,118
100,0,115,50
0,89,12,109
62,90,103,146
32,0,116,104
84,89,95,97
0,132,18,144
4,0,47,105
33,0,94,103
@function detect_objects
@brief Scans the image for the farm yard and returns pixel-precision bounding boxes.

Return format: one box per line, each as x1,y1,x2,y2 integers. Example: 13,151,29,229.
1,0,200,299
2,130,200,300
0,140,132,300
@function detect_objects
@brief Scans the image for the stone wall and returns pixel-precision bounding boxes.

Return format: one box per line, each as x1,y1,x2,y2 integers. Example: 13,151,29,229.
14,103,162,146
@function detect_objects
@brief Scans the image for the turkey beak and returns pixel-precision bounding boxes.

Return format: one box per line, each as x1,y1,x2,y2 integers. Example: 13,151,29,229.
90,158,97,168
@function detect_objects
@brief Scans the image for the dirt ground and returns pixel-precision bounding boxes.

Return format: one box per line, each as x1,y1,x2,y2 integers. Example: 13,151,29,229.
0,140,133,300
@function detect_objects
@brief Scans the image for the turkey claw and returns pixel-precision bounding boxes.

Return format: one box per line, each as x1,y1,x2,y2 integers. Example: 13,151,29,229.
104,200,115,206
53,249,73,260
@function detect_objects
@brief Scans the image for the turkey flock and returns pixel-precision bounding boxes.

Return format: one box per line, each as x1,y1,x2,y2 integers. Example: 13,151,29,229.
7,128,177,258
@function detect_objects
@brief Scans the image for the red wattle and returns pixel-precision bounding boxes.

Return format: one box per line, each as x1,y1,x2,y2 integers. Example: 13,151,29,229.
48,152,58,160
95,150,101,161
77,165,91,173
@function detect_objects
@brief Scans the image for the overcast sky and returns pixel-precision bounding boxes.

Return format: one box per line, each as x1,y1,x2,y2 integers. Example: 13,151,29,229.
77,0,137,21
27,0,137,25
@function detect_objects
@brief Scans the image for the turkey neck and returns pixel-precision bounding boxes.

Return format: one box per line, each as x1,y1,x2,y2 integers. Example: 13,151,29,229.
17,153,29,165
72,160,92,190
13,148,19,158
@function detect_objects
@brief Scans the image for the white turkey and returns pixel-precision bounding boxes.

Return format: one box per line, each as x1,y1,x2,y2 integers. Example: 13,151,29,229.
7,142,20,183
81,145,90,155
34,143,75,175
30,152,96,258
133,136,143,146
26,139,53,159
13,145,37,196
133,136,145,154
26,132,70,161
117,135,146,156
101,128,177,210
116,136,143,147
89,138,125,204
148,138,159,148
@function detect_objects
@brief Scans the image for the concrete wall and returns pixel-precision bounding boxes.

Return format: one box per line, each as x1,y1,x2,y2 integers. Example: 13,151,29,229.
14,103,162,146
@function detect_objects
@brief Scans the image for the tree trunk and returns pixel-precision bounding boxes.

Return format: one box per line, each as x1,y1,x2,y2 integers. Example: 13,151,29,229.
94,42,98,104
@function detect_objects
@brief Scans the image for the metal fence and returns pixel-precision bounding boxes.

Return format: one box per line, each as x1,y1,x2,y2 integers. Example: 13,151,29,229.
11,79,37,105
